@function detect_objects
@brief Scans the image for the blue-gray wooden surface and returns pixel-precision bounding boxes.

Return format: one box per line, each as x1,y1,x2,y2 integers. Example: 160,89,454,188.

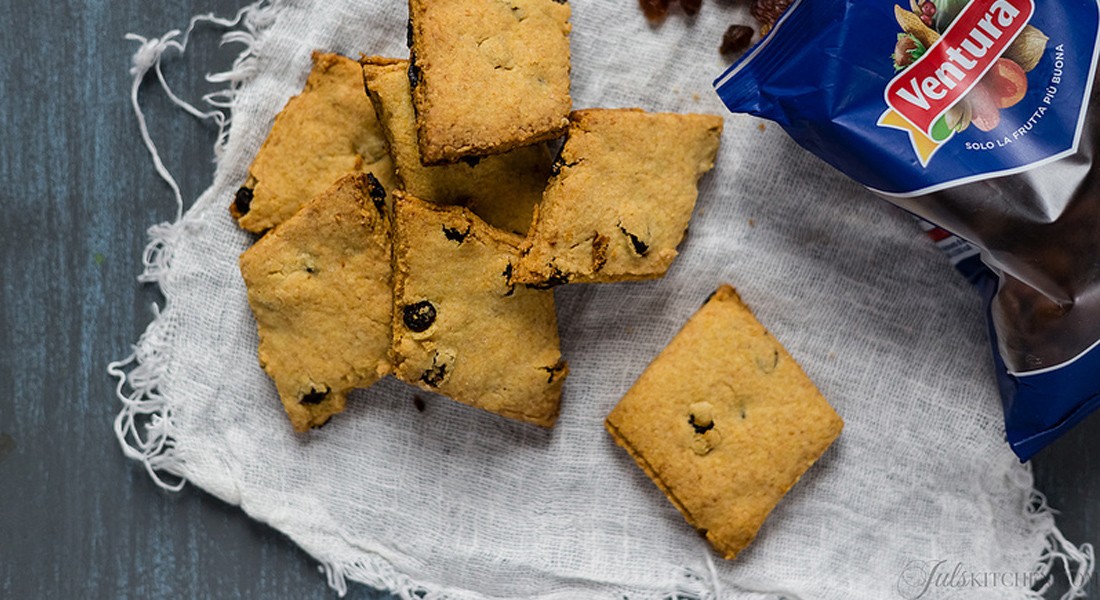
0,1,1094,598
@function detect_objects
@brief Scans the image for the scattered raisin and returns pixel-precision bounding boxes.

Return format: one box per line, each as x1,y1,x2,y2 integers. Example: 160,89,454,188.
524,267,569,290
502,263,515,297
720,25,754,58
408,56,421,89
420,361,448,388
541,360,568,384
689,413,715,435
545,271,571,287
403,301,437,333
619,224,650,256
365,173,387,214
234,187,254,216
680,0,702,16
549,143,567,176
300,387,329,405
442,225,470,243
419,352,453,388
550,158,578,177
640,0,670,22
413,396,427,412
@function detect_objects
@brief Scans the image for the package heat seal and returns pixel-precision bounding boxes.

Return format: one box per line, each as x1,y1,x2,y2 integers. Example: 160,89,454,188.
715,0,1100,460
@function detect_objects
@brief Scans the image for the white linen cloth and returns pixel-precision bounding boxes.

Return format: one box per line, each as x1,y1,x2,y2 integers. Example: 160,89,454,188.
112,1,1094,598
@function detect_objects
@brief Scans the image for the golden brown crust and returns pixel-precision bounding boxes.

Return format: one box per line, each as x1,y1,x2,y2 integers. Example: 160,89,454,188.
361,56,552,235
391,191,566,427
515,108,723,285
232,51,397,233
239,173,393,431
408,0,572,165
605,285,843,559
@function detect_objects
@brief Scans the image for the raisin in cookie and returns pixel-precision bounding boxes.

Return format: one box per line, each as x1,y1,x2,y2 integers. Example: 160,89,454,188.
231,51,397,233
514,109,723,286
361,56,552,235
605,285,843,560
239,173,393,431
407,0,572,164
392,191,567,427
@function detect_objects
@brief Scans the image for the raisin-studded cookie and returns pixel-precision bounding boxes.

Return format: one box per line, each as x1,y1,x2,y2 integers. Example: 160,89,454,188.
231,52,397,233
407,0,572,164
391,191,567,427
514,109,723,286
239,173,393,431
361,56,551,235
605,285,843,560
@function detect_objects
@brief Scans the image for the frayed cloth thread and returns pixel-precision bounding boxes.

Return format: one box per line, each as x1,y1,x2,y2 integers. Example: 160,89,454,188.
109,0,277,493
124,1,276,221
1024,488,1095,599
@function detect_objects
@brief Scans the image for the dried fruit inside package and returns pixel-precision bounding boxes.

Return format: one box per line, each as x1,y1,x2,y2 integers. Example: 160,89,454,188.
751,0,793,34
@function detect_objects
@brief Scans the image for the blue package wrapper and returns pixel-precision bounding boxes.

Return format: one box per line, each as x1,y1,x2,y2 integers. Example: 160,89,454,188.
715,0,1100,461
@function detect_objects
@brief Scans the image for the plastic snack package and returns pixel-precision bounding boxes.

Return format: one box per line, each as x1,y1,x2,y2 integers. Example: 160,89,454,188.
715,0,1100,460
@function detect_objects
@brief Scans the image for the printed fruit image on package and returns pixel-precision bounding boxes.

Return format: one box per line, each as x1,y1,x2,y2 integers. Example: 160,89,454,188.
715,0,1100,460
879,1,1050,165
890,3,1040,131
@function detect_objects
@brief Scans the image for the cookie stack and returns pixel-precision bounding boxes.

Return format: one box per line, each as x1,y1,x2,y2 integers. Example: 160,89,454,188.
232,1,722,432
231,0,842,563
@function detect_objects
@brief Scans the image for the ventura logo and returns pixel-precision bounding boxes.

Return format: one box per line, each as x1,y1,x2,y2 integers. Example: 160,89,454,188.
879,0,1035,165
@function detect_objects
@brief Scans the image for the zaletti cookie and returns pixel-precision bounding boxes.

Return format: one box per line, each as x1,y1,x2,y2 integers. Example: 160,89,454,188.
231,51,397,233
391,191,567,427
361,56,551,235
514,109,723,286
239,173,393,431
407,0,572,164
605,285,843,560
